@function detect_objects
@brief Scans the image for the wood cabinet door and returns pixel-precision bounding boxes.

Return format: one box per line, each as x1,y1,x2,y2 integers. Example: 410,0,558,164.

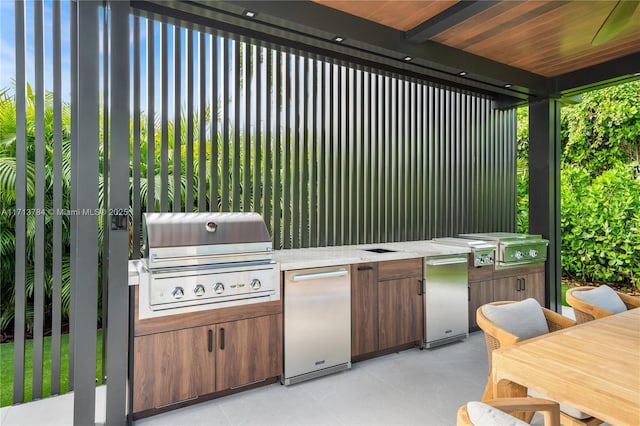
524,271,545,305
469,280,493,331
492,276,520,302
378,277,423,350
133,325,216,413
215,314,282,391
351,263,378,357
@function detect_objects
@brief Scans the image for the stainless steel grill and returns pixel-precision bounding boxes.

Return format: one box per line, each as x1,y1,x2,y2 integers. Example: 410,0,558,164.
459,232,548,268
135,212,280,319
431,237,496,267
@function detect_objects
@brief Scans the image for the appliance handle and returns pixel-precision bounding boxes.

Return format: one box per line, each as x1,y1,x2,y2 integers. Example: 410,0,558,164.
149,253,250,263
425,258,467,266
290,269,349,281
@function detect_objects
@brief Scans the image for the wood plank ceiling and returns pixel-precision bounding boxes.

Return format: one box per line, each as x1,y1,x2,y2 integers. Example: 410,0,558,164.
313,0,640,77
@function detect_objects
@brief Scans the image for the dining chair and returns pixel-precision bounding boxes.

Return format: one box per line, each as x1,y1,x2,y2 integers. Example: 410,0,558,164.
477,298,602,426
457,397,560,426
566,285,640,323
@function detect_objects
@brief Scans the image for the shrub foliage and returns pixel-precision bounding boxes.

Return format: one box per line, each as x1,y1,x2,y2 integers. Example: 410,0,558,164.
517,81,640,289
561,164,640,288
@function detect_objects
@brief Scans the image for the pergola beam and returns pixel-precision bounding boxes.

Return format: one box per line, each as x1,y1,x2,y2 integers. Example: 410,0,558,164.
405,1,499,44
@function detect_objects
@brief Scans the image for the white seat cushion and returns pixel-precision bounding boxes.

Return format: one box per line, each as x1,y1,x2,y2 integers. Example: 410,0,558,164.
527,388,592,420
482,298,549,340
572,285,627,314
467,401,529,426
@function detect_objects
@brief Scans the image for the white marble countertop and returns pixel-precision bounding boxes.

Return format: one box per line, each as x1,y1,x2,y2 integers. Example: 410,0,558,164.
273,240,470,271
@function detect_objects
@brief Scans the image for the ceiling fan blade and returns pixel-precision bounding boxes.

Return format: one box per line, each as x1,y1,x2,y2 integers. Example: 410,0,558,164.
592,0,640,45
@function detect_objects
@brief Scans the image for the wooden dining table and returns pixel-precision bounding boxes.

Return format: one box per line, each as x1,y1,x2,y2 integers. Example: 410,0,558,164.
492,307,640,426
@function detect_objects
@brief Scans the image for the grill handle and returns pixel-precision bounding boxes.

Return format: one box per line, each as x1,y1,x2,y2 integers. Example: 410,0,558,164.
149,253,250,264
290,269,348,281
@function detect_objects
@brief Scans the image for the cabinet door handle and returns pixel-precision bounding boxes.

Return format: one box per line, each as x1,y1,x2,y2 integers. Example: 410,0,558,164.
358,265,373,271
208,329,213,352
522,278,526,291
516,279,521,291
418,279,425,296
220,327,225,350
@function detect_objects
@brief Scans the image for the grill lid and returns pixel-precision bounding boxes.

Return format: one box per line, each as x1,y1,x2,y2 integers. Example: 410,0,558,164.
142,213,273,269
432,237,496,250
459,232,544,243
144,212,271,249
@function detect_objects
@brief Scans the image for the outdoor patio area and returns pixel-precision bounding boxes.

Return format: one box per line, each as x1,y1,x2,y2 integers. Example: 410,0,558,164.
3,1,639,425
2,333,487,426
1,309,582,426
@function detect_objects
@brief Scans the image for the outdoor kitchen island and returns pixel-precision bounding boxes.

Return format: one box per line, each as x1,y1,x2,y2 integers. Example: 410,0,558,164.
129,237,545,419
129,238,466,418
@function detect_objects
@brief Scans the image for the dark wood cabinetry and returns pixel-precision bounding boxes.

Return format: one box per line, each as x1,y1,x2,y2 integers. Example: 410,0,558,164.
351,263,378,357
378,277,423,350
351,258,423,360
467,260,545,331
493,263,545,305
133,325,216,412
131,287,282,417
468,280,493,331
215,315,282,391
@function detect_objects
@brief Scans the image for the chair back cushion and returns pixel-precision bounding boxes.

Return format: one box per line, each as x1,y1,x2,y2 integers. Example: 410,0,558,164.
482,298,549,340
572,285,627,314
467,401,529,426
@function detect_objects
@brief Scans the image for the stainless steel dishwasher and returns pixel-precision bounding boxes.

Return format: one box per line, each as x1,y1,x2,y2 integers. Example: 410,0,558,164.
282,265,351,385
423,255,469,348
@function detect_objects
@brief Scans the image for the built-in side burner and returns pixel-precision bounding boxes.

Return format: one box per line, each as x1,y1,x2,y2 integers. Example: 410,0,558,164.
432,237,496,267
459,232,548,268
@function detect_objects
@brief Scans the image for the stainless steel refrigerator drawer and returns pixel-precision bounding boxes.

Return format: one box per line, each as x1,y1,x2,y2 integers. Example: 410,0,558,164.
424,256,469,348
283,265,351,384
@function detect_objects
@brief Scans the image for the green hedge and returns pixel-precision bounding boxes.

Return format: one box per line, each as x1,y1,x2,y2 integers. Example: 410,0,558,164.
561,163,640,289
517,81,640,290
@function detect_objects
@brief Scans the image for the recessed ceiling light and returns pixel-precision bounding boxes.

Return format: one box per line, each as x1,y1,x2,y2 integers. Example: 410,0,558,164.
504,84,512,88
403,56,412,61
333,36,345,43
459,71,467,76
243,10,256,18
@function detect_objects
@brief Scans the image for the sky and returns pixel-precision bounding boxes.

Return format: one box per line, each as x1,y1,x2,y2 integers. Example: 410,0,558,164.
0,0,227,118
0,0,305,129
0,1,73,97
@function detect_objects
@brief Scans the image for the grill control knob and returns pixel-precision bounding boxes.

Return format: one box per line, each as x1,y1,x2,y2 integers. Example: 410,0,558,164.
514,250,523,260
250,279,262,290
171,287,185,299
214,282,225,294
529,249,538,258
194,284,205,296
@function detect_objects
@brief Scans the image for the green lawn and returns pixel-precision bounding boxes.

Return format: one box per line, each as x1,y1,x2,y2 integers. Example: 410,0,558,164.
561,283,571,307
0,330,103,407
